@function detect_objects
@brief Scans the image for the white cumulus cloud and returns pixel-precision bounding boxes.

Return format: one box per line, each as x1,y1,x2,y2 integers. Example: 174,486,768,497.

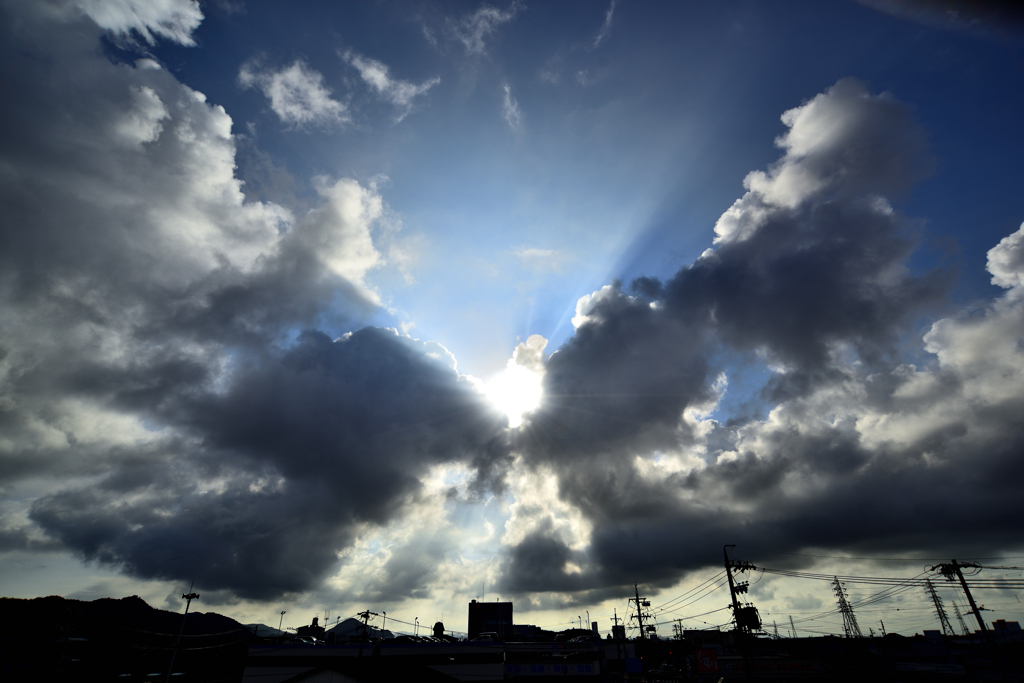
73,0,203,45
239,60,349,127
714,78,930,243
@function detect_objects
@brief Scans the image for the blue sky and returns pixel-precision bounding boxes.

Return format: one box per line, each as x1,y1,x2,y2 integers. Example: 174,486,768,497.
145,0,1024,375
1,0,1023,637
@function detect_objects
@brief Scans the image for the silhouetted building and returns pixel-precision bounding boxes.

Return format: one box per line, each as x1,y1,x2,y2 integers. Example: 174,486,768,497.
468,599,512,641
297,616,325,641
992,619,1021,633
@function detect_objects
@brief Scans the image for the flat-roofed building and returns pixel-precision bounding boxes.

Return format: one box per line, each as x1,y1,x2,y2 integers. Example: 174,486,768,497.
468,599,513,641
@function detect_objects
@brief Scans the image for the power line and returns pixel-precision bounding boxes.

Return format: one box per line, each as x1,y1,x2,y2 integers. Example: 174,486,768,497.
739,547,1024,562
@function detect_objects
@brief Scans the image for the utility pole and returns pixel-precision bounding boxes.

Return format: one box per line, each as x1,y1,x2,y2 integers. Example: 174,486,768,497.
831,577,862,638
930,560,1009,682
167,583,199,683
724,546,742,629
924,579,953,635
930,560,987,633
612,609,623,662
724,545,759,681
630,584,651,640
356,610,379,657
724,545,760,632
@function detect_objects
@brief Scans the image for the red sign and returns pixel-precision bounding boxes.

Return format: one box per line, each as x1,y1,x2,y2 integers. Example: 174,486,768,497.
696,649,718,672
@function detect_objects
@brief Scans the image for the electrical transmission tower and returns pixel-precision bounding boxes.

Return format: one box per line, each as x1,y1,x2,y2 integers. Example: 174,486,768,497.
831,577,863,638
951,601,970,635
924,579,953,635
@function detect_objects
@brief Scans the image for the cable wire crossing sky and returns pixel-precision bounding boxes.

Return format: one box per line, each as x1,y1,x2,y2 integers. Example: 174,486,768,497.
1,0,1023,635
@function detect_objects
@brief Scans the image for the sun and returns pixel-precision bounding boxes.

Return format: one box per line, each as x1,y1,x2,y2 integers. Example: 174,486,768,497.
485,363,543,428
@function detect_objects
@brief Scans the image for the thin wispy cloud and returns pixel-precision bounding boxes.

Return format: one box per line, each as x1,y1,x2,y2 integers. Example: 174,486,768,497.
343,50,440,122
502,82,523,131
592,0,620,49
449,1,522,55
239,60,348,127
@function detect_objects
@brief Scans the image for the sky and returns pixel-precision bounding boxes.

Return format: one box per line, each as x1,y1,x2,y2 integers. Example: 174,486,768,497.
2,0,1024,639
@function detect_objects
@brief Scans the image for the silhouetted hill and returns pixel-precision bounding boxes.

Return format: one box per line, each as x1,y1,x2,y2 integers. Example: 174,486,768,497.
0,594,249,682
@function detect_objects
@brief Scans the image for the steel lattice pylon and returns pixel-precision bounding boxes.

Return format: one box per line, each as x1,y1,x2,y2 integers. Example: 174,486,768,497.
832,576,863,638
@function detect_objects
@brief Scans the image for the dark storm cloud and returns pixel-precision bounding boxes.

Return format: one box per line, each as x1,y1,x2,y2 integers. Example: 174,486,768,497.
29,328,507,599
524,285,712,463
664,196,948,385
500,522,586,594
588,424,1024,577
496,79,1023,598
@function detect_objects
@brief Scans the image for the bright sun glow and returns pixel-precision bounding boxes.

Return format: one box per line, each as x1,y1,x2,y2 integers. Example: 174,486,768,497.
485,363,543,428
